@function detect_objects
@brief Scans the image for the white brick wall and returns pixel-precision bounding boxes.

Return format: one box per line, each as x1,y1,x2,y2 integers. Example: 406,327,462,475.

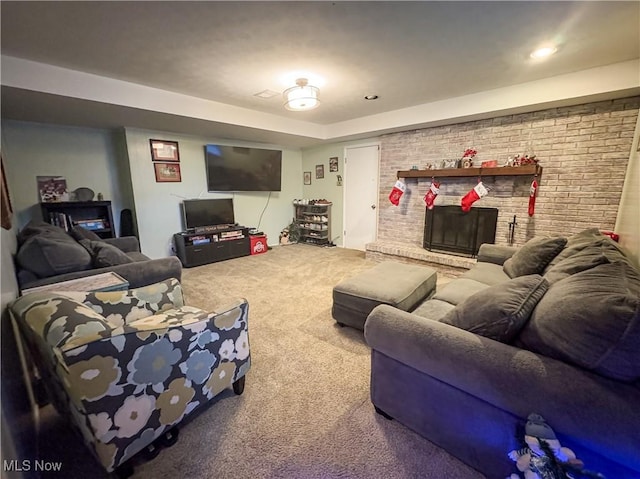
378,97,640,248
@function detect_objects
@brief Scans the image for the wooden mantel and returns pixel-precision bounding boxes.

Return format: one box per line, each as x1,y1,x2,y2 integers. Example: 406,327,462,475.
398,164,542,179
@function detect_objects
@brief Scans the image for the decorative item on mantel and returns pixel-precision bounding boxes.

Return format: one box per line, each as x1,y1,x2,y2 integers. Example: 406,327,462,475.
507,154,538,167
461,148,477,168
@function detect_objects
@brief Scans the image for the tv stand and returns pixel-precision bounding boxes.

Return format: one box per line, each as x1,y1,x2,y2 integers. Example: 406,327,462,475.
174,226,250,267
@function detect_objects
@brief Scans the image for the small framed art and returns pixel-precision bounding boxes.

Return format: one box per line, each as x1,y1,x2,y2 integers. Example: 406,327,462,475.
303,171,312,185
154,163,182,182
315,164,324,179
37,176,69,202
150,139,180,162
329,157,338,172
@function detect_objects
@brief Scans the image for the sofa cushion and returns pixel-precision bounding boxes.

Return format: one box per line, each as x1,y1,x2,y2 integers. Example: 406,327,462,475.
16,234,93,278
460,262,510,287
543,242,611,284
17,220,69,246
127,251,151,262
79,239,134,267
518,261,640,382
543,228,603,273
432,278,489,306
69,225,102,242
503,236,567,278
412,298,456,321
439,274,549,343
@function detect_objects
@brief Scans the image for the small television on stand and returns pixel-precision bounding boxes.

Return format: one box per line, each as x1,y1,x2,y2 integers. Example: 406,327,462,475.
182,198,235,232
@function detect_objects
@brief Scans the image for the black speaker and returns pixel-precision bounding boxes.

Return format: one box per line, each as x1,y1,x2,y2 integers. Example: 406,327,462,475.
120,208,136,237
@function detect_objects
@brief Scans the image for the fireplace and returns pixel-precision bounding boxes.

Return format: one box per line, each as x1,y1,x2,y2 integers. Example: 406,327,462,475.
424,206,498,256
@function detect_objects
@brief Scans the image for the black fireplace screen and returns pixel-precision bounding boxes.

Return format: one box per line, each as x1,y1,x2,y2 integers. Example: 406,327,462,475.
424,206,498,256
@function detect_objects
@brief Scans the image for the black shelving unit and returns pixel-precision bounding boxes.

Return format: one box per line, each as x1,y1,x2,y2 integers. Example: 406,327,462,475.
294,202,332,246
40,200,115,239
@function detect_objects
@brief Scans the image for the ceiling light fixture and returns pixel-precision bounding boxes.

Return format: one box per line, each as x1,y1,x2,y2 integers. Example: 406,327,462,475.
530,45,558,59
364,95,379,100
283,78,319,111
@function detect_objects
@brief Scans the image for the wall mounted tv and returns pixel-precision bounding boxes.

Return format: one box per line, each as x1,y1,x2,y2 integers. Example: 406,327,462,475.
205,144,282,192
182,198,235,230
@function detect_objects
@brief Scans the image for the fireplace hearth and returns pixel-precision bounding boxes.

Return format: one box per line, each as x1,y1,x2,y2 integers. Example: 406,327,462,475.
424,206,498,257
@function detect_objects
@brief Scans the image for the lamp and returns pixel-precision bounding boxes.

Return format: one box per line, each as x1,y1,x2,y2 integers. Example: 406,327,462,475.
283,78,319,111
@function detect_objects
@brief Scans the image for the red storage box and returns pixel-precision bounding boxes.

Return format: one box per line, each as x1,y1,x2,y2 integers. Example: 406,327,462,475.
250,235,268,255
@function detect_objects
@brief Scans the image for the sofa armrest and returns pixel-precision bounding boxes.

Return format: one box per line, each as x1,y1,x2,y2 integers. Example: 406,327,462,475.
19,257,183,291
364,304,640,470
103,236,140,253
477,243,517,265
111,256,182,288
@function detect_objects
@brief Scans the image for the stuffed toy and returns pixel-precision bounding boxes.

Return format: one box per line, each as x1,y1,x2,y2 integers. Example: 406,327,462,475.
507,413,605,479
279,228,290,245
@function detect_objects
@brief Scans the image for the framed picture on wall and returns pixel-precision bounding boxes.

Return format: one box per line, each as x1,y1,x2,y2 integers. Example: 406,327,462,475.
303,171,312,185
37,176,69,202
150,139,180,162
154,163,182,182
315,164,324,179
329,157,338,172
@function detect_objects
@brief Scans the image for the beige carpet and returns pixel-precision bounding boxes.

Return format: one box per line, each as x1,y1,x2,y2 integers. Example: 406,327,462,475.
33,245,484,478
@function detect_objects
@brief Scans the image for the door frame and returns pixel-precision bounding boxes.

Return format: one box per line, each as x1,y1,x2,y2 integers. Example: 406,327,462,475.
342,142,381,250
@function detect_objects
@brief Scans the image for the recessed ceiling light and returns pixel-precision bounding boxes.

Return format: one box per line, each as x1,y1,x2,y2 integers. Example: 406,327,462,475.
530,46,558,60
364,95,379,100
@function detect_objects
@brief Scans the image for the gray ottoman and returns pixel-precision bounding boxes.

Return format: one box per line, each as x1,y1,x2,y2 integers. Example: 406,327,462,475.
332,262,437,330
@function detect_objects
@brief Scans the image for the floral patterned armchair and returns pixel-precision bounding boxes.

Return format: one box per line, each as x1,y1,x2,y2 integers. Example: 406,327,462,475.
8,278,250,476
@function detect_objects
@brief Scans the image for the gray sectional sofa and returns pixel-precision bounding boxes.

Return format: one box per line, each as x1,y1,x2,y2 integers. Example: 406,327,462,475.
364,229,640,478
14,221,182,290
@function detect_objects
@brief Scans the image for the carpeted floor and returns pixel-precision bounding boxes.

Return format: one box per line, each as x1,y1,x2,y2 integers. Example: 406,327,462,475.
32,245,484,478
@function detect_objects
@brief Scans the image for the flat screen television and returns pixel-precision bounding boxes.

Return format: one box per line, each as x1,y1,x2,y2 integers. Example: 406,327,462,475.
182,198,235,230
205,144,282,192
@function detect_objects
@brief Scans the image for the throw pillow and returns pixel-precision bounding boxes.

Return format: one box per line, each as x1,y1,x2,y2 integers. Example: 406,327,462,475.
543,243,610,285
517,261,640,382
17,220,69,246
543,228,603,273
69,225,102,242
439,274,549,343
16,235,93,278
503,236,567,278
91,241,134,268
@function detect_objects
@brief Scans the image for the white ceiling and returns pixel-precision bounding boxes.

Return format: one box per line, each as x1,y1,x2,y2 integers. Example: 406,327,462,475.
1,1,639,147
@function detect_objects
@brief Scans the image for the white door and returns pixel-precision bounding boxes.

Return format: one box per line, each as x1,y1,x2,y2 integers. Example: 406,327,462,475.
343,144,379,250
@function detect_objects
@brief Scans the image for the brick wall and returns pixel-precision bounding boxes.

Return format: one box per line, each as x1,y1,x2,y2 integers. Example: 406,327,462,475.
378,97,640,248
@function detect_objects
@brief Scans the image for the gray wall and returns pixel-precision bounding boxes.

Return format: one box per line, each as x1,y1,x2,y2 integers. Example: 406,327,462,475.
1,121,132,234
301,139,379,247
1,121,306,259
123,128,303,258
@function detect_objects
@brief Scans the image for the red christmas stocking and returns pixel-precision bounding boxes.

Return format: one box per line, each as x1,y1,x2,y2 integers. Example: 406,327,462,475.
423,181,440,209
461,181,488,212
388,180,406,206
528,178,538,216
